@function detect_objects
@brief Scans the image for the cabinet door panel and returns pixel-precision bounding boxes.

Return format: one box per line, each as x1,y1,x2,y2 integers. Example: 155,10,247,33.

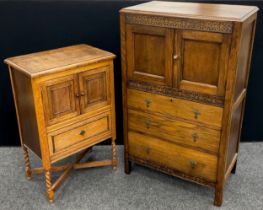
175,31,230,96
78,66,110,114
41,75,80,125
126,24,173,86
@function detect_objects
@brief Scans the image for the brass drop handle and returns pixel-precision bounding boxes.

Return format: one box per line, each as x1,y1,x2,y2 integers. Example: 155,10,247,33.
144,119,151,129
192,109,201,119
79,130,86,136
145,98,151,108
173,55,179,60
76,91,86,97
145,147,151,154
80,91,86,96
190,160,197,169
192,133,199,142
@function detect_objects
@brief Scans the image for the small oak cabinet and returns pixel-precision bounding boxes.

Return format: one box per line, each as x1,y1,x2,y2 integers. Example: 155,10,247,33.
5,44,117,202
120,1,258,206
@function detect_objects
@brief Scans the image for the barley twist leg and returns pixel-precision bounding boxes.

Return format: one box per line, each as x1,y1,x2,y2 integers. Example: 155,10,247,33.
112,139,117,170
22,146,32,180
45,170,54,203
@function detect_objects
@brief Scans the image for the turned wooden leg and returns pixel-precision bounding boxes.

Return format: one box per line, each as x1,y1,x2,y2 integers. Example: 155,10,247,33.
231,160,237,174
22,146,32,180
112,139,117,170
45,170,54,203
214,184,224,206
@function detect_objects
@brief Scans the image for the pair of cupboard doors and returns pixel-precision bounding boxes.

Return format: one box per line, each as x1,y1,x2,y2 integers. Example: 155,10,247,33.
126,24,230,97
41,66,110,126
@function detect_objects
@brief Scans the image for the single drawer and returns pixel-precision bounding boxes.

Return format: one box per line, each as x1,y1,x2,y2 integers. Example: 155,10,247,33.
48,112,111,162
128,109,220,154
127,89,223,129
128,131,218,182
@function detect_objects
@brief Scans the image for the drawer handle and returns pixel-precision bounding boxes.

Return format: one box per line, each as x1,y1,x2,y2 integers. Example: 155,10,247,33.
192,133,199,142
145,98,151,108
80,91,86,96
173,54,179,60
79,130,86,136
190,160,197,169
75,91,86,97
144,119,151,129
192,109,201,119
144,147,151,154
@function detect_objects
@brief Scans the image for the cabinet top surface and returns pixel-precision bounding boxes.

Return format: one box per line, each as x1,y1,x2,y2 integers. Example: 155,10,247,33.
4,44,115,77
121,1,258,21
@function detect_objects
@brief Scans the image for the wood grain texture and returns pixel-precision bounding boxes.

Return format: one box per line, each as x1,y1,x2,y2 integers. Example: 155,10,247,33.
121,1,258,21
128,131,218,182
48,112,111,160
128,109,220,154
127,89,223,129
128,80,224,106
78,66,110,114
175,30,231,96
9,67,41,157
6,44,117,202
4,44,116,78
126,24,173,86
120,2,258,206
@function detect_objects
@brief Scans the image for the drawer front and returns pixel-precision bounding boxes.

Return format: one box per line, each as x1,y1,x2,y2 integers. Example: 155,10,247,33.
127,89,223,129
48,112,111,161
128,109,220,154
128,131,218,182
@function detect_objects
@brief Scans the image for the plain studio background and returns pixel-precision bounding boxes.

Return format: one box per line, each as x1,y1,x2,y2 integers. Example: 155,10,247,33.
0,0,263,146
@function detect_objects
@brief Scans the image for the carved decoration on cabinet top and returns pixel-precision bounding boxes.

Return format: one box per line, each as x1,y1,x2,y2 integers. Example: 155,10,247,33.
127,80,224,107
126,14,233,34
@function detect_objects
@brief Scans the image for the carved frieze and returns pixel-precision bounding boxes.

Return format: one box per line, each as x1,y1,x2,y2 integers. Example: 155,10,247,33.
127,80,224,107
126,14,233,34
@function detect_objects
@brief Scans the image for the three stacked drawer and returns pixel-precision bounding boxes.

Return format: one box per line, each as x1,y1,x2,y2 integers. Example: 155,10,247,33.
127,89,223,182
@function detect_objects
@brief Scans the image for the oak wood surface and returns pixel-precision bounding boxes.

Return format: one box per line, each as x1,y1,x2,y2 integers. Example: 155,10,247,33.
128,131,218,182
120,1,258,206
128,109,220,154
5,44,117,203
9,68,41,157
4,44,116,78
176,30,231,96
127,89,223,129
126,24,173,86
121,1,258,21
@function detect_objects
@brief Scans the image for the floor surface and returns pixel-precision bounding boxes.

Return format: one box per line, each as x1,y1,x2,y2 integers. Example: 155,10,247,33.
0,144,262,210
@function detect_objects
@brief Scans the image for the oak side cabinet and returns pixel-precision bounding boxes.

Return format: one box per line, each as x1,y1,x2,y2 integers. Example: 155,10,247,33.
120,1,258,206
4,44,117,202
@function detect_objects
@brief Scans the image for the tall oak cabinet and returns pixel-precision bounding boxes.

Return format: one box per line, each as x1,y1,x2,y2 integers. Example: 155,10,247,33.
120,1,258,206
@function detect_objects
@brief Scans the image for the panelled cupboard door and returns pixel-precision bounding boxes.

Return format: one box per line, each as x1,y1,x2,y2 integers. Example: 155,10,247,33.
41,74,80,125
126,24,173,86
174,30,231,96
78,66,110,114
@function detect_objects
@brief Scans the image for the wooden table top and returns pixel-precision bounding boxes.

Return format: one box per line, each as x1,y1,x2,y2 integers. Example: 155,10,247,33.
4,44,115,77
120,1,258,22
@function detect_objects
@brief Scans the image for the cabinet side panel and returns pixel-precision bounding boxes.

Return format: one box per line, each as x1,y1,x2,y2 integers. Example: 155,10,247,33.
226,17,257,171
234,20,255,100
12,69,41,157
226,102,243,168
